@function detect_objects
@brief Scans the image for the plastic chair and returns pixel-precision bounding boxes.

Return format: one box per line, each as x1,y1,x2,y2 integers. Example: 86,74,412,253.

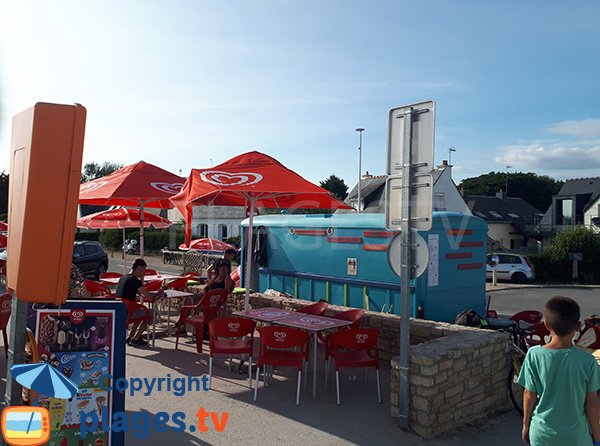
144,280,163,292
328,328,381,405
84,279,112,297
120,299,152,342
165,274,194,291
208,317,256,389
144,269,159,276
100,272,123,280
175,289,229,350
253,326,309,405
527,322,550,346
320,309,365,364
510,310,543,328
0,293,11,358
296,301,328,316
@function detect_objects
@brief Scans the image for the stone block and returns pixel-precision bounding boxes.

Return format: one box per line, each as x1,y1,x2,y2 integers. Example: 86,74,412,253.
420,364,439,376
411,375,434,387
444,383,464,399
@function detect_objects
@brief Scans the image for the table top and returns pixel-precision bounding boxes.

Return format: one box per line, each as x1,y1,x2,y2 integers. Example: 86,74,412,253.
275,313,353,332
233,308,294,322
233,308,353,332
101,274,184,285
162,289,195,298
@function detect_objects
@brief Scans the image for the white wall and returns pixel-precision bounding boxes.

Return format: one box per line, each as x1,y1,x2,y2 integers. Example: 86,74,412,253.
584,197,600,232
487,222,531,249
433,168,472,215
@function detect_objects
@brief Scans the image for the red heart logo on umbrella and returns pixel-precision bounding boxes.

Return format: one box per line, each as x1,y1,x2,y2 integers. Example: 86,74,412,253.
150,182,184,194
200,170,263,186
274,332,286,340
81,181,107,193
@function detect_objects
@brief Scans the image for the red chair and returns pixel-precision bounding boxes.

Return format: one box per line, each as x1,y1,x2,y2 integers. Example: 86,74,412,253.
175,289,229,350
510,310,543,328
144,280,163,292
144,269,159,276
320,309,365,371
0,293,11,357
253,326,309,405
165,274,194,291
296,301,328,316
84,279,112,297
527,322,550,346
100,272,123,280
208,317,256,389
120,299,152,342
328,328,381,405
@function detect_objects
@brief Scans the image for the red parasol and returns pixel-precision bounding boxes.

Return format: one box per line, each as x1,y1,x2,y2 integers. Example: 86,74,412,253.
79,161,184,256
179,238,236,252
170,151,352,308
0,222,8,232
77,208,172,230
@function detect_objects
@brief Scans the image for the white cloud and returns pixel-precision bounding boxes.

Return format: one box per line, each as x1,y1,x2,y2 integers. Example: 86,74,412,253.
545,119,600,137
495,142,600,171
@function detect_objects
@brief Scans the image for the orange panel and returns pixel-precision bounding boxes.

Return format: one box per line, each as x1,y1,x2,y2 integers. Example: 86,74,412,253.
7,103,86,304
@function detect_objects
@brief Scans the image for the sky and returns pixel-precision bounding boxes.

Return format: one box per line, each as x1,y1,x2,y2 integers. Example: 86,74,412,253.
1,1,599,188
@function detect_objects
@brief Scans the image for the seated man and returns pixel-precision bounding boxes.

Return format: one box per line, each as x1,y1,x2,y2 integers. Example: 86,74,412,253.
116,258,164,346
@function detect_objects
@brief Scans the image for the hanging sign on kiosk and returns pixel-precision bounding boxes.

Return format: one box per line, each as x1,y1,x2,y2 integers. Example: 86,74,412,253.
7,103,86,304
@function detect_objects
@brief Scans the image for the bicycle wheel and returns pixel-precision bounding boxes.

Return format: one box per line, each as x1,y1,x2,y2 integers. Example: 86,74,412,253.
508,358,524,416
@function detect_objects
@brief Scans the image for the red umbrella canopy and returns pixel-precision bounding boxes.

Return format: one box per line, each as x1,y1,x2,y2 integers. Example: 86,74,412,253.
0,222,7,232
180,238,236,252
77,208,172,229
170,151,352,243
79,161,185,209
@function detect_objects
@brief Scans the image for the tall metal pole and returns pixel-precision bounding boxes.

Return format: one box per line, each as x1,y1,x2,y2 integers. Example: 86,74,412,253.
505,165,511,195
398,108,414,429
448,147,456,166
356,128,365,213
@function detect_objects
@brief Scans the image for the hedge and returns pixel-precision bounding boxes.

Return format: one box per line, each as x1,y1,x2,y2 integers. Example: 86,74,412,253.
98,229,185,252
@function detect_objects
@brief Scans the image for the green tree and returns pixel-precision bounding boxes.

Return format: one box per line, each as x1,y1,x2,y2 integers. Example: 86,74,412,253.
544,226,600,282
319,174,349,200
459,171,563,212
81,161,124,183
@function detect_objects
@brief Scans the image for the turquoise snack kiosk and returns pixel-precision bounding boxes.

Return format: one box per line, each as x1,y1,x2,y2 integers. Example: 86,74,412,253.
241,212,487,323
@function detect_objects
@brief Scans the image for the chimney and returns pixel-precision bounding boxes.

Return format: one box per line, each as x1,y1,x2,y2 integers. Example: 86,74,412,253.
496,189,506,200
362,171,373,179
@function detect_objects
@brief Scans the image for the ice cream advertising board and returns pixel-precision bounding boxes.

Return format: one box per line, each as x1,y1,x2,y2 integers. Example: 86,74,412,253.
36,308,115,446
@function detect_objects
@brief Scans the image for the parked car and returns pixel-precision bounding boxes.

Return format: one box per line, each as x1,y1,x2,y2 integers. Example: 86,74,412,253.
486,253,535,284
73,241,109,279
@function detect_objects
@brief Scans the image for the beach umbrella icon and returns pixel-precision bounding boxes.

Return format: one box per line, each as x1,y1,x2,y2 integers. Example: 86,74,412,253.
11,363,79,402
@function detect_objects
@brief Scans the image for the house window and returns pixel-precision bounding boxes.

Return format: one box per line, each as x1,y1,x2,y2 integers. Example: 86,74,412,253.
508,213,520,218
510,239,525,249
434,192,446,211
196,224,208,237
218,224,228,240
489,211,502,218
559,199,573,225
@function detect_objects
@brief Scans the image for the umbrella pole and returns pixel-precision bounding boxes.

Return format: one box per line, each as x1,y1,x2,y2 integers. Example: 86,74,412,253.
139,199,145,258
243,200,256,310
122,227,128,273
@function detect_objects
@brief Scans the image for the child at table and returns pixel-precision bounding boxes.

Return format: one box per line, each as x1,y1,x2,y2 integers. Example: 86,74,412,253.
518,296,600,446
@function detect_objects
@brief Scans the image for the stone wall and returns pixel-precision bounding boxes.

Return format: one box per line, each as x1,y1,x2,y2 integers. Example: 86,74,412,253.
213,291,512,439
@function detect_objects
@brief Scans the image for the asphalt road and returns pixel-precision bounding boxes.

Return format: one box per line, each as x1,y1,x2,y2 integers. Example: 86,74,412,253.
489,286,600,318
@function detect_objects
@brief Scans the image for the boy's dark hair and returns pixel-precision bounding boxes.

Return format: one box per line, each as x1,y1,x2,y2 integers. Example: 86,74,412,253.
224,248,237,256
131,258,147,270
545,296,580,336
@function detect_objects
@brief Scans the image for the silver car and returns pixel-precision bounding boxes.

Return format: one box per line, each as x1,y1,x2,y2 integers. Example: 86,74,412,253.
486,253,535,284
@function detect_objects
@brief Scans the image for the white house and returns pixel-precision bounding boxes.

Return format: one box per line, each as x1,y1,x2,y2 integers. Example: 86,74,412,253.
584,194,600,232
342,161,472,215
168,205,245,241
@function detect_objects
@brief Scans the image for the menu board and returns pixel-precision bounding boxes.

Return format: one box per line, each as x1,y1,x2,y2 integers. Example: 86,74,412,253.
36,308,115,446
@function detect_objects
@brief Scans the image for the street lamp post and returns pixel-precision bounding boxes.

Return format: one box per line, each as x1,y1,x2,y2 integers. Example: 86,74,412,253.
356,128,365,213
505,165,512,195
448,147,456,166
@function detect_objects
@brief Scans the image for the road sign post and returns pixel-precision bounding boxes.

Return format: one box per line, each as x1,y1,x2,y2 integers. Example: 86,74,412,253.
385,100,435,430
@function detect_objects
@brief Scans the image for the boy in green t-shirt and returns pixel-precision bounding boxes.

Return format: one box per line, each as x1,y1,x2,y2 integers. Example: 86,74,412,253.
518,296,600,446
